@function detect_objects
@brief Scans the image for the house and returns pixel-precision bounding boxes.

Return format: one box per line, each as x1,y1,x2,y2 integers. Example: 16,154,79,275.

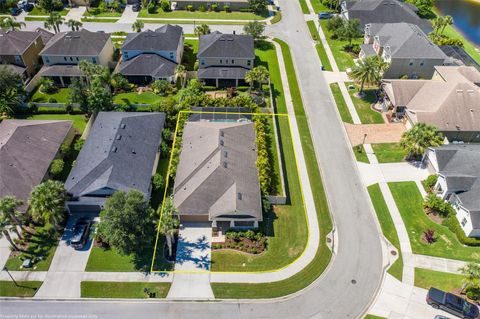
0,120,74,213
197,31,254,88
0,29,47,80
119,25,184,84
381,66,480,142
360,23,447,79
341,0,432,34
424,144,480,238
38,29,115,87
65,112,165,214
173,0,249,11
173,120,262,229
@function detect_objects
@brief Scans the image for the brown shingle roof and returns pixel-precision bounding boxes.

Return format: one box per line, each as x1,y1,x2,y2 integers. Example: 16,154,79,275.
0,29,41,55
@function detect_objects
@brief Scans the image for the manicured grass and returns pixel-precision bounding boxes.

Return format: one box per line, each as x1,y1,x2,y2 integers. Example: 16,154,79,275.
353,145,370,164
113,92,166,106
319,20,362,71
347,84,383,124
270,11,281,24
298,0,310,14
5,243,57,271
267,117,284,196
81,17,118,22
28,7,69,15
30,87,70,104
26,114,88,133
389,182,480,262
371,143,406,163
138,8,266,20
364,315,387,319
414,268,463,292
329,83,353,123
24,17,48,21
211,46,307,272
0,281,43,297
306,20,332,71
81,281,171,298
83,9,123,17
211,39,333,298
368,184,403,281
137,18,249,24
309,0,330,13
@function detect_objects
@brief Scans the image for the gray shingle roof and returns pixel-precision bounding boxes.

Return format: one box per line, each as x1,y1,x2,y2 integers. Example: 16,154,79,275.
66,112,165,199
173,121,262,221
34,27,54,44
0,29,41,55
197,66,249,79
39,64,83,77
0,64,27,75
40,29,111,56
198,32,254,59
119,54,177,78
344,0,432,33
0,120,72,213
121,25,183,53
366,23,446,59
432,144,480,223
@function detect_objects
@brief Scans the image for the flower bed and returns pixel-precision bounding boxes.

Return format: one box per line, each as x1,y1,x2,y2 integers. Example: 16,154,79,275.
212,230,267,255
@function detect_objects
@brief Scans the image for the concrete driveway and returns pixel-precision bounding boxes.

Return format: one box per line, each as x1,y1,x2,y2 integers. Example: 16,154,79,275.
117,5,139,24
35,215,94,298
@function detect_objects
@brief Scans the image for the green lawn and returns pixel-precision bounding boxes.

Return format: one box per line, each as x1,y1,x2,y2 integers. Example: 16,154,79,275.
138,18,249,25
211,39,333,298
81,282,171,298
389,182,480,262
81,17,118,22
347,84,384,124
414,268,463,292
353,145,370,163
211,45,307,272
319,20,363,71
372,143,406,163
26,114,88,133
306,20,332,71
329,83,353,123
5,244,57,271
113,92,166,106
28,7,69,15
0,281,43,297
298,0,310,14
30,87,70,104
267,117,284,196
138,8,267,20
368,184,403,281
83,9,123,17
364,315,387,319
309,0,330,13
25,17,48,21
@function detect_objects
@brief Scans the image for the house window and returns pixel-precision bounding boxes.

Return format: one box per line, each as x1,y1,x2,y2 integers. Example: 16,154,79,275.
247,60,251,66
226,59,228,64
92,57,97,64
220,59,223,64
70,57,73,61
15,55,22,64
170,52,174,60
201,59,205,65
231,59,234,64
420,60,425,66
76,57,79,61
408,59,414,66
45,57,50,63
461,217,468,227
64,57,68,61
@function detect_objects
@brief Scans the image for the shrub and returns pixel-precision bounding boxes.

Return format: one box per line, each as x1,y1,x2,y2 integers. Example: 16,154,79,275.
152,173,164,190
48,97,58,103
74,139,85,152
423,229,436,244
50,159,64,176
424,174,438,192
194,61,199,71
187,4,194,11
224,5,230,11
160,0,170,11
198,4,206,11
244,230,255,240
211,3,217,11
442,215,480,246
160,141,170,158
162,128,172,141
466,287,480,301
212,243,222,249
326,15,344,32
148,1,156,13
423,193,453,217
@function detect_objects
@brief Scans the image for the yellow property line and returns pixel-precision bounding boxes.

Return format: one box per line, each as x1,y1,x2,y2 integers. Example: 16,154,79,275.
150,111,310,276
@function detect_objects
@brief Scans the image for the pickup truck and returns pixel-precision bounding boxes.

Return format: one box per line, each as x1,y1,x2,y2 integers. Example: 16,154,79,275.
427,287,479,319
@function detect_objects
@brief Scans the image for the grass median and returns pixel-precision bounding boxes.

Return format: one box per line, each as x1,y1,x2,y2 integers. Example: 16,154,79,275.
0,281,42,297
414,268,463,292
81,282,171,298
329,83,353,123
306,20,332,71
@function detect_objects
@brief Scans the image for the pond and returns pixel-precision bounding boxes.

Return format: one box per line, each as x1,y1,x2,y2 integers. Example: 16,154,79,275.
435,0,480,46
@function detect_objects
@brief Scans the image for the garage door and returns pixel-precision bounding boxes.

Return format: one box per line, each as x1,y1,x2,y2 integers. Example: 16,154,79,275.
68,205,101,214
180,215,209,222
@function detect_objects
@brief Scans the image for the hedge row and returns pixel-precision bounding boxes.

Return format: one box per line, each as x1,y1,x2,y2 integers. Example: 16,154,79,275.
442,215,480,246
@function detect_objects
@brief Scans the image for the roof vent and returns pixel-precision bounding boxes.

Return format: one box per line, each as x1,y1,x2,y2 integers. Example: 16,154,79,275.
456,89,463,93
132,149,136,154
237,192,242,200
224,151,228,158
112,146,117,152
121,123,126,129
116,134,122,140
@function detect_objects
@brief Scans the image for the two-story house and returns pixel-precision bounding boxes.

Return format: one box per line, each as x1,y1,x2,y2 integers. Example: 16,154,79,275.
119,24,184,84
38,29,115,87
424,144,480,238
0,29,47,81
197,31,254,88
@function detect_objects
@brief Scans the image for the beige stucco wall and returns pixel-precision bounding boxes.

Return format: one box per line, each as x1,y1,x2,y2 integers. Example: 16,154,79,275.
384,58,446,79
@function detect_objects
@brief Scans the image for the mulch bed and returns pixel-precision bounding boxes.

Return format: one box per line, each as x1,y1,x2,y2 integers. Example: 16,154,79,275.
212,236,267,255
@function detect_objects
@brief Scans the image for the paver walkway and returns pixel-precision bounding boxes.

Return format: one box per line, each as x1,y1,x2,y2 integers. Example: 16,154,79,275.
345,123,406,146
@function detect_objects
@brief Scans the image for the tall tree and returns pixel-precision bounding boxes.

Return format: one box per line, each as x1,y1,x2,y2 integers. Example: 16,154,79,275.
0,66,24,117
132,20,144,33
0,196,24,238
243,21,265,41
86,78,114,113
432,16,445,36
248,0,267,13
44,12,64,33
158,197,179,257
194,24,211,38
440,15,453,35
245,66,269,91
0,214,20,251
349,55,388,94
66,19,83,31
97,190,155,256
0,17,26,31
399,123,444,159
175,64,186,87
459,262,480,293
337,18,361,47
29,180,66,228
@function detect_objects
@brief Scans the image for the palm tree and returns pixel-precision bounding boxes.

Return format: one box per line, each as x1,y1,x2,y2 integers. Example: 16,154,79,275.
245,66,269,91
194,24,211,38
132,20,144,33
459,262,480,293
28,180,66,228
158,197,179,257
44,12,64,34
349,55,388,95
0,87,21,118
399,123,444,159
0,214,20,251
0,196,24,239
0,17,26,31
432,16,445,36
440,15,453,35
175,64,186,87
66,19,83,31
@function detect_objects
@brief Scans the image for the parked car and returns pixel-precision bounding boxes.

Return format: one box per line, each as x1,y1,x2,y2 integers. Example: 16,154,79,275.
10,7,22,15
22,3,33,11
70,218,92,250
132,3,141,11
318,12,333,19
427,287,480,319
434,316,451,319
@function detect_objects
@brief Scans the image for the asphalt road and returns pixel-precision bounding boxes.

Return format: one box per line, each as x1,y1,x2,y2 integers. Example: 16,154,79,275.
0,1,383,318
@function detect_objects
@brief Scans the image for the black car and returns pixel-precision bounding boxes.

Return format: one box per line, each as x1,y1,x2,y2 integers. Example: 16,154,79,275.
132,3,141,11
70,218,92,250
427,287,480,319
10,7,22,15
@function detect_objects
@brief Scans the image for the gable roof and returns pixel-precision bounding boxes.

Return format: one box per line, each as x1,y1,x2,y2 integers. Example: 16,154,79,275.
365,23,446,59
121,25,183,53
173,121,262,221
65,112,165,199
40,29,111,56
432,144,480,221
34,27,54,44
198,32,254,59
343,0,432,33
119,53,177,78
0,29,41,55
0,120,72,213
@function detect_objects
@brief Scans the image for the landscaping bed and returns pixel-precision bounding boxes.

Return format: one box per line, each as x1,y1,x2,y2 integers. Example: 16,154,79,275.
28,7,69,15
212,230,267,255
81,282,171,298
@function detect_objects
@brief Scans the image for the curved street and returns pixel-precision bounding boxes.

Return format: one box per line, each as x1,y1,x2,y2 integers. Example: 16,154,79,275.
0,0,384,317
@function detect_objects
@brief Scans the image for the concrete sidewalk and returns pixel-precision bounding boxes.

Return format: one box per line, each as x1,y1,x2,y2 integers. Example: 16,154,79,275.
413,254,467,274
